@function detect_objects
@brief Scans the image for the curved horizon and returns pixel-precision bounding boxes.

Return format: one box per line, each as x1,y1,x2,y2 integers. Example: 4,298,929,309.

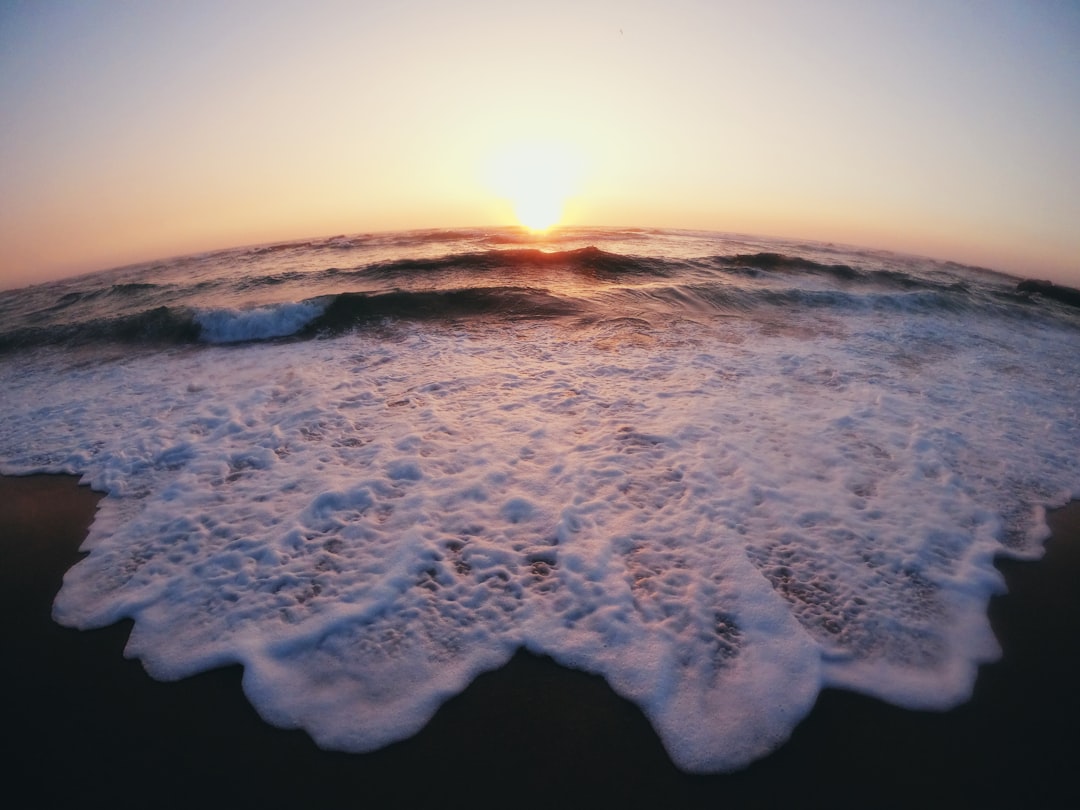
0,222,1068,294
2,1,1078,290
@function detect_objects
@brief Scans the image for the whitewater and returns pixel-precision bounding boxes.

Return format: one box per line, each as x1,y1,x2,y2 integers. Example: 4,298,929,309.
1,226,1078,772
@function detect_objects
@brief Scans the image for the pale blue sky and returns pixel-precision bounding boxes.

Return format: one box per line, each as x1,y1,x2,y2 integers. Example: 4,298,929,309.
2,0,1078,288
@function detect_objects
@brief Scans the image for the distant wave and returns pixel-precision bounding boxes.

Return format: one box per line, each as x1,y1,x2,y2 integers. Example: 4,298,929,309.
46,282,167,312
708,252,966,292
713,252,861,281
2,244,1073,353
1017,279,1080,310
0,305,201,352
355,246,675,283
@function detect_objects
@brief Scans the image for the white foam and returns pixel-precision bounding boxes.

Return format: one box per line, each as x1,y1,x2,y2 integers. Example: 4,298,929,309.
1,300,1078,772
195,300,327,343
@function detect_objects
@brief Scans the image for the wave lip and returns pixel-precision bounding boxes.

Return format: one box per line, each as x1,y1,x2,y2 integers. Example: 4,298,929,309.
1017,279,1080,309
195,300,329,344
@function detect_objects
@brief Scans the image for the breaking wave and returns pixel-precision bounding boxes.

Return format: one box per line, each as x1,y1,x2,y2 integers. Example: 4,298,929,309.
2,241,1076,354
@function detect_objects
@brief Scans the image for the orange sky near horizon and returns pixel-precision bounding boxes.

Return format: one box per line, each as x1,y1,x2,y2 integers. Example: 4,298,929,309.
2,0,1078,290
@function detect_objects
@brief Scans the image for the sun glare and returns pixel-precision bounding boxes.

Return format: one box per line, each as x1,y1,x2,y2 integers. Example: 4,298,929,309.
485,141,584,232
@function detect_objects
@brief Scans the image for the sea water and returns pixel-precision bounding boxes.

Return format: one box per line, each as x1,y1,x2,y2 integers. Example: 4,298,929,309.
1,227,1077,772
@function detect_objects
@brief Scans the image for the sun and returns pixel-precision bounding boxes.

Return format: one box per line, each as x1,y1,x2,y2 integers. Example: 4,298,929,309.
514,194,563,233
485,141,584,232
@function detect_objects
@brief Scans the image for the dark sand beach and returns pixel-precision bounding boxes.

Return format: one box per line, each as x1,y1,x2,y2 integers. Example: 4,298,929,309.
3,473,1079,809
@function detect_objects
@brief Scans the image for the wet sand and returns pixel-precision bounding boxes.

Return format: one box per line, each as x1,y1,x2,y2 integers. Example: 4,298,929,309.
3,473,1078,808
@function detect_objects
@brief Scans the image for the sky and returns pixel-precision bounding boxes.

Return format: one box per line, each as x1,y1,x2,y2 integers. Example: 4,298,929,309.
2,0,1079,290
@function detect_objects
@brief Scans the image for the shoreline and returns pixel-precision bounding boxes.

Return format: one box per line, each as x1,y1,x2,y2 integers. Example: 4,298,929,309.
3,473,1078,808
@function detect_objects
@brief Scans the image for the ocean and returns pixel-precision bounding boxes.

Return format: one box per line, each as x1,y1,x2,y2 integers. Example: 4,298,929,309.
1,226,1077,772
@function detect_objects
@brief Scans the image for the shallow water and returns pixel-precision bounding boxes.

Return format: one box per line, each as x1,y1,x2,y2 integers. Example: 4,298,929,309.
1,227,1077,771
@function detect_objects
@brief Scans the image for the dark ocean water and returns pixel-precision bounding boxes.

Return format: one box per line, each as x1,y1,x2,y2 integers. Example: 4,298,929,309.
1,226,1069,352
1,226,1078,772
